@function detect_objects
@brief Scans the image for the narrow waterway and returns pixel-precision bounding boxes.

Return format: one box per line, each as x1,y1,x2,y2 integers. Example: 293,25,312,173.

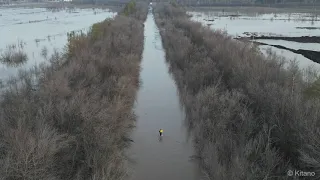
128,12,204,180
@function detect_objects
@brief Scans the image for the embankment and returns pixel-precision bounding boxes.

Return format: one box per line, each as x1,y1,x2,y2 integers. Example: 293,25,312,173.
154,3,320,179
238,35,320,43
0,1,147,180
251,41,320,63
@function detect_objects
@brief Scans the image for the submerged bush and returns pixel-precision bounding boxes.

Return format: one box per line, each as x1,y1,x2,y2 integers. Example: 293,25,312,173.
154,3,320,179
0,44,28,67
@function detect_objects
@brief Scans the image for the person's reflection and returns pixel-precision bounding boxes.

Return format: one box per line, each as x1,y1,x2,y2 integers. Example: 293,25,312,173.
158,135,163,142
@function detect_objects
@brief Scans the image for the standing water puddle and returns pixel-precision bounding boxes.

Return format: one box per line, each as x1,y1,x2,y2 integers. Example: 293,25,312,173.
128,12,204,180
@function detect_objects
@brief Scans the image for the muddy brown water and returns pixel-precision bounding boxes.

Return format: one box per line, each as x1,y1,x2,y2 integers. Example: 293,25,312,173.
128,12,205,180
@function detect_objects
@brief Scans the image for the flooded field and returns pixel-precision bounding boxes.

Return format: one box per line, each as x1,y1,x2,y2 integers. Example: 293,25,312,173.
189,9,320,71
190,11,320,37
0,7,116,80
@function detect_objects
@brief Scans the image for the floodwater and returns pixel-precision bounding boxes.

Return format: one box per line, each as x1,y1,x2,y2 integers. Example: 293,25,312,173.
128,12,204,180
189,11,320,37
0,7,116,80
189,10,320,72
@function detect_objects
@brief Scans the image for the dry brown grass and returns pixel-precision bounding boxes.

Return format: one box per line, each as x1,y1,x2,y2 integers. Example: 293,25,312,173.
154,3,320,180
0,2,147,180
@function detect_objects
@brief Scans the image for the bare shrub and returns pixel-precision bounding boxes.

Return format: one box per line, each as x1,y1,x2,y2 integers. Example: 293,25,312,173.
0,44,28,67
40,46,48,60
154,3,320,179
0,2,147,180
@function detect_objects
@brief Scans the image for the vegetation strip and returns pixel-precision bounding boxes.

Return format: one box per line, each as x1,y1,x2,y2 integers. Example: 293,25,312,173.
0,1,147,180
154,3,320,179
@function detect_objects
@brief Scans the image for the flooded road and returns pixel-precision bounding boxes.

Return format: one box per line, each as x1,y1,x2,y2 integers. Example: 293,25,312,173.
128,12,204,180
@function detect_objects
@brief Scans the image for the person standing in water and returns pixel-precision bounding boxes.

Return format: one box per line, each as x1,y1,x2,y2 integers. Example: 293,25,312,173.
159,129,163,136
